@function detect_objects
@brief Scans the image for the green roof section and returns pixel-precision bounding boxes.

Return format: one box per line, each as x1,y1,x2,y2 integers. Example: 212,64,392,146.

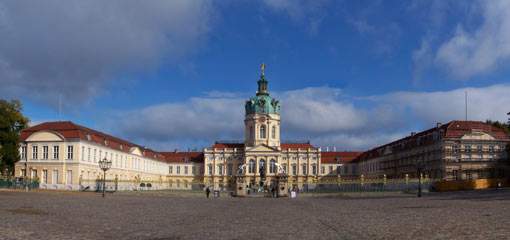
245,74,280,115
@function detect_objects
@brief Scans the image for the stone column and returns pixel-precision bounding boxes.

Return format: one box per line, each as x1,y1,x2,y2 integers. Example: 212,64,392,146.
235,174,246,197
277,174,288,197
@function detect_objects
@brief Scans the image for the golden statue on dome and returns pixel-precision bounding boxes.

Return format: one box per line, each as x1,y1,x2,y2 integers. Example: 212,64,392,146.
261,62,266,76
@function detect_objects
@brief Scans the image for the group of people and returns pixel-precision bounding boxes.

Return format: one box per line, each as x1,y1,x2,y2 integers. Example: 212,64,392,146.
205,185,279,197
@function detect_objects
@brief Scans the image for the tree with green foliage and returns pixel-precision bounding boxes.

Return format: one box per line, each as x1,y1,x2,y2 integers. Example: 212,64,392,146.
0,99,30,174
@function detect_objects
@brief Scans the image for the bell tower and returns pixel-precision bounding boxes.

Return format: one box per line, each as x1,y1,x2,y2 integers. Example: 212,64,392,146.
244,64,281,148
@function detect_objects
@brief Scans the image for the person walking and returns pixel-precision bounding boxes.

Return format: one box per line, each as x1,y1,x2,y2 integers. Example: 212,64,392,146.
206,186,210,198
271,185,276,198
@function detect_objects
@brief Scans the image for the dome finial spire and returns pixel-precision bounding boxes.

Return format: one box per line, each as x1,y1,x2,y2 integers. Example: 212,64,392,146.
261,62,266,76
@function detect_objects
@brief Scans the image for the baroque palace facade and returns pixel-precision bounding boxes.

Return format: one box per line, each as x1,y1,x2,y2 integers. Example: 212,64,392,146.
14,69,510,190
15,70,361,190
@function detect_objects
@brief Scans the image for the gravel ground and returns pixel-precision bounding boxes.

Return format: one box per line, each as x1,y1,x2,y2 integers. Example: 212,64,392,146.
0,189,509,239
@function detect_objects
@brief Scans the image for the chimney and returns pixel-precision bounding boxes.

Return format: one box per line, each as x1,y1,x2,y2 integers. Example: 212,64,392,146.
411,132,417,137
436,122,442,128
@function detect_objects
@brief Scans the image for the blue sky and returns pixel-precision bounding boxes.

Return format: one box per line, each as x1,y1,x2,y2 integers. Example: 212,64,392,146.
1,0,510,151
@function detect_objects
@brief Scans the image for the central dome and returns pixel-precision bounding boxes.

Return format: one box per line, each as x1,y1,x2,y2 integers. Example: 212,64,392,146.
245,74,280,115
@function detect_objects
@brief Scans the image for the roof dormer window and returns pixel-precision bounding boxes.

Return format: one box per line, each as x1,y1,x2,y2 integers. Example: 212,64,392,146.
86,133,91,141
104,139,107,145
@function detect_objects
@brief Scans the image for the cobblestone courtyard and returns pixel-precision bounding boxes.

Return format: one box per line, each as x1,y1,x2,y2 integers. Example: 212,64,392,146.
1,189,509,239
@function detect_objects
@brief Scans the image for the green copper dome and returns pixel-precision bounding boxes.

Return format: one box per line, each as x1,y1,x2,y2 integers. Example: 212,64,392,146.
245,74,280,115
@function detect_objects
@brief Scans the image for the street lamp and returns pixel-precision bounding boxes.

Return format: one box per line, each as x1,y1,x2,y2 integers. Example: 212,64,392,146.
415,158,425,198
98,157,112,198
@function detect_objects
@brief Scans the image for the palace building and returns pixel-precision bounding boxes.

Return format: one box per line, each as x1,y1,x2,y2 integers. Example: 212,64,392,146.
15,69,360,190
14,68,510,190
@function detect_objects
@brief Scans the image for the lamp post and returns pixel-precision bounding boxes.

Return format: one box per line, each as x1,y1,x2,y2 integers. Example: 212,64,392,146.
415,158,425,198
98,157,112,198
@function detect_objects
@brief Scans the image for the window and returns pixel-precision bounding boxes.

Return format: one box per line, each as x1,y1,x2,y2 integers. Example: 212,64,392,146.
237,156,242,161
228,164,233,175
292,165,297,175
312,157,317,160
477,145,483,152
301,156,306,160
465,145,471,153
302,165,307,175
228,156,232,161
489,145,495,152
177,166,180,174
218,165,223,175
42,170,47,184
200,166,204,174
466,170,472,180
292,156,297,161
52,146,59,159
352,166,356,174
272,126,276,139
66,170,72,184
452,145,460,153
344,166,348,175
452,170,458,181
478,169,483,179
169,166,173,174
249,159,256,173
32,145,38,159
259,159,266,173
94,149,97,162
31,169,37,178
321,166,325,174
218,157,223,161
312,165,317,175
184,166,188,174
21,146,26,159
337,166,341,174
329,166,333,174
260,125,266,138
52,170,58,184
283,157,287,161
208,157,213,161
99,150,102,162
269,159,276,173
67,146,73,160
208,165,213,175
81,146,85,160
250,126,254,140
192,166,196,174
42,146,48,159
282,164,287,173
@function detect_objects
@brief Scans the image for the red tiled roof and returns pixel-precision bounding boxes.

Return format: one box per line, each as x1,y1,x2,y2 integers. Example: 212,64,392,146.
356,120,510,162
281,143,316,149
161,152,204,163
321,151,364,163
19,121,205,163
210,143,244,149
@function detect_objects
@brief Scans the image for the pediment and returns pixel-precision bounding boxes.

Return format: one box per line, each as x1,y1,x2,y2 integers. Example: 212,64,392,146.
461,131,496,140
246,144,280,153
26,130,65,142
130,147,143,156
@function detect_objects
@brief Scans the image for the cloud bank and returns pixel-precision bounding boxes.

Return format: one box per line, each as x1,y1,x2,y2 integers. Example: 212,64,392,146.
111,84,510,151
0,1,215,108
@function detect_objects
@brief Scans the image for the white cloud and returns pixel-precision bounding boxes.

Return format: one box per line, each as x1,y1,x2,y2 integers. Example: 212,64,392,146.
0,1,215,107
434,0,510,78
111,84,510,151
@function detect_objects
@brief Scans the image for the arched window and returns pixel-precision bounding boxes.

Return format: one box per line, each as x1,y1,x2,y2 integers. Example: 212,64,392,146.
250,126,254,140
259,159,266,174
260,125,266,138
272,126,276,139
269,159,276,173
249,159,255,173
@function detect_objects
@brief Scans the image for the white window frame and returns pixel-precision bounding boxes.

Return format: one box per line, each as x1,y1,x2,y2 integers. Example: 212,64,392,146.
21,146,27,159
67,145,73,160
52,145,59,160
31,145,38,159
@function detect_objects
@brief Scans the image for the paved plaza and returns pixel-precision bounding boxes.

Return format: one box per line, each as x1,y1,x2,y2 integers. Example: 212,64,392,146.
1,189,509,239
